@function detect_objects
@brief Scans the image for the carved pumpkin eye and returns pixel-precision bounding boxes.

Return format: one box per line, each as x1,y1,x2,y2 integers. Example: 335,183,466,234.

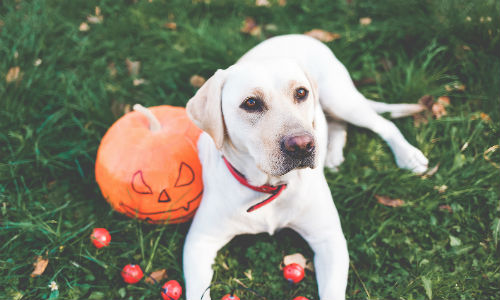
175,162,195,187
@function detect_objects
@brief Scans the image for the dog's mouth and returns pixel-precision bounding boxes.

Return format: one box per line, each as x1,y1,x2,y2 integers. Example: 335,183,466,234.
269,153,317,176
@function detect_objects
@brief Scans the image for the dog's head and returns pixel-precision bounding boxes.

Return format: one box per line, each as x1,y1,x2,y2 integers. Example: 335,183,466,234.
186,59,319,177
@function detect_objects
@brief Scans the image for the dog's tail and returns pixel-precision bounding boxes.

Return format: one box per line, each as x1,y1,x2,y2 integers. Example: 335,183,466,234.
365,99,425,119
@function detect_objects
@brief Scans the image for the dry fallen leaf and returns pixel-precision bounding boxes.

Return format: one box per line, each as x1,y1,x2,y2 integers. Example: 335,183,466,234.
483,145,500,168
304,29,341,42
256,0,270,7
190,75,206,88
164,22,177,30
79,22,90,31
133,78,146,86
437,96,450,106
145,269,168,284
95,6,101,16
31,256,49,277
439,204,452,213
278,0,286,6
283,253,307,269
434,185,448,193
240,17,261,36
359,17,372,25
432,102,447,119
244,269,253,280
125,58,141,77
421,163,439,179
375,195,404,207
87,15,103,24
480,112,491,122
445,83,466,92
6,66,21,83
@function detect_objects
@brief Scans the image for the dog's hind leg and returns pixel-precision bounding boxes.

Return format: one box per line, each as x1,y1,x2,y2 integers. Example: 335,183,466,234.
318,78,428,173
325,119,347,171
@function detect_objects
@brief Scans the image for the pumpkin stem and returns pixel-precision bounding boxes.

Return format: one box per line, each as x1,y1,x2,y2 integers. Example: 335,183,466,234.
133,104,162,132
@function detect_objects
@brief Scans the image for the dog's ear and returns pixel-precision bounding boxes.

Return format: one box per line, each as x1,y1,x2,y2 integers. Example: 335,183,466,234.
186,69,227,149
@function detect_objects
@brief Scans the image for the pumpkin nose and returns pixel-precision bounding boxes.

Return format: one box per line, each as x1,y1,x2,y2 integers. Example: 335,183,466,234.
280,133,315,159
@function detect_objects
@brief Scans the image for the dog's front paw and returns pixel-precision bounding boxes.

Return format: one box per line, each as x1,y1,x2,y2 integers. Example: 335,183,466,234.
393,143,428,174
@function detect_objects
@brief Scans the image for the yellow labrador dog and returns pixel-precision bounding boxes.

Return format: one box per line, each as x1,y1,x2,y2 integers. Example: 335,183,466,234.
184,34,428,299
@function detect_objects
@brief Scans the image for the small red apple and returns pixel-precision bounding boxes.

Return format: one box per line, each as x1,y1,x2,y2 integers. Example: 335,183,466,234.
283,263,305,284
161,280,182,300
121,264,144,284
90,228,111,248
293,297,310,300
221,294,240,300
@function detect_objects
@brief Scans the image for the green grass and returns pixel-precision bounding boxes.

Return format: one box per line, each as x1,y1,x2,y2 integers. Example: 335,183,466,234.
1,0,499,299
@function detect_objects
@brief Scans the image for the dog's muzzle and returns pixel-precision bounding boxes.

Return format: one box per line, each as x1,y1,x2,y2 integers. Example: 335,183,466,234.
278,132,316,175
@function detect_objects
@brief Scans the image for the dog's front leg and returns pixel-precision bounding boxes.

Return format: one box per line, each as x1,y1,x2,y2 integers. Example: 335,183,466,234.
183,220,233,300
290,185,349,299
308,232,349,299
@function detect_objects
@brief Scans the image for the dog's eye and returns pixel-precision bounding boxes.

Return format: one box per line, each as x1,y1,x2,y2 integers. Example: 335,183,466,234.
240,97,263,112
295,87,308,102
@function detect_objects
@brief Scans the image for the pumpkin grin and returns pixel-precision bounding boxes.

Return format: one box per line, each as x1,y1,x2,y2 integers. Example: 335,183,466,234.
119,189,203,216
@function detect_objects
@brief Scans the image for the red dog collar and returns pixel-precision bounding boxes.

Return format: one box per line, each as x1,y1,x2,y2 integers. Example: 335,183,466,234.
222,156,287,212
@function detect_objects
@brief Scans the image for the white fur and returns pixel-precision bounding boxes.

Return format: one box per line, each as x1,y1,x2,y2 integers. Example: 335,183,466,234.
183,34,428,300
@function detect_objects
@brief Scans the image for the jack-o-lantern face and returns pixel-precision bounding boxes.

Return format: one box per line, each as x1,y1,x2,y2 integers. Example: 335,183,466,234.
118,162,203,223
95,105,203,224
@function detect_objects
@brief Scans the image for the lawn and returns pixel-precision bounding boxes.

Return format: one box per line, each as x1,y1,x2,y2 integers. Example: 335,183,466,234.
1,0,499,299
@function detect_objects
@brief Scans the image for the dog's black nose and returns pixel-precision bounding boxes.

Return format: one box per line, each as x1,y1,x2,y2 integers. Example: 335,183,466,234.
281,133,315,159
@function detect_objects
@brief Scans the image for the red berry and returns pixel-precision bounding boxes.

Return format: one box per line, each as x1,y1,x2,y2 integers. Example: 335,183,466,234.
283,263,305,284
121,264,144,284
91,228,111,248
161,280,182,300
293,297,310,300
221,294,240,300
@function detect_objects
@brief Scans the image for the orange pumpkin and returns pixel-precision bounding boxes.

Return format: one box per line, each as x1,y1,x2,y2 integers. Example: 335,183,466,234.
95,104,203,224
